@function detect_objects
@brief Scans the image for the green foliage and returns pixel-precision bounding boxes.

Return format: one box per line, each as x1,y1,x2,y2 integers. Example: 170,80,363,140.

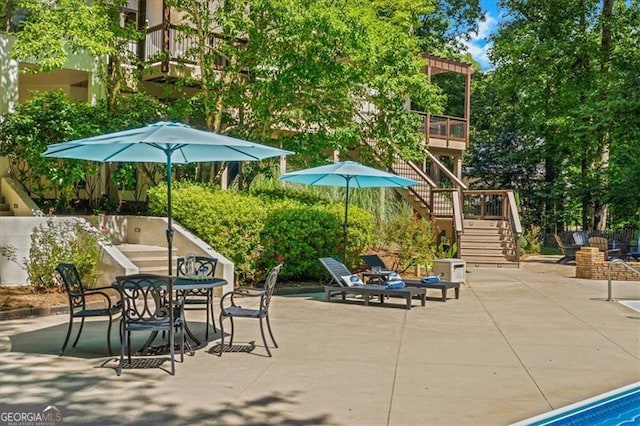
0,91,96,210
473,0,640,232
10,0,144,108
4,217,110,292
379,212,439,273
162,0,445,168
0,91,168,213
520,225,542,255
434,241,458,260
148,182,374,282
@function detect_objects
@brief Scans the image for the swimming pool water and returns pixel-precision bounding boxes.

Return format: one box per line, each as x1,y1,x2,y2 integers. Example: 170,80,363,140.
618,300,640,314
513,383,640,426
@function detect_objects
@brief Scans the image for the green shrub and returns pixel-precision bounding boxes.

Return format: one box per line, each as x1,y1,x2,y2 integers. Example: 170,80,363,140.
148,182,374,282
520,225,542,254
379,212,439,273
259,201,373,279
0,217,110,292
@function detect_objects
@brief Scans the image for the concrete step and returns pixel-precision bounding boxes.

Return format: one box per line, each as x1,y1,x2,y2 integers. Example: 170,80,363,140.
138,266,170,274
0,202,12,216
116,243,177,273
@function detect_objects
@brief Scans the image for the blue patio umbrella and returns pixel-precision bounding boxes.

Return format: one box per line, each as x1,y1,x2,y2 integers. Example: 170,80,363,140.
43,121,293,274
279,161,417,262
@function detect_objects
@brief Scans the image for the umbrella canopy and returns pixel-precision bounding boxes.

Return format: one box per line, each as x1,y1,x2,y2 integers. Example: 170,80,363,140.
43,121,293,274
279,161,417,262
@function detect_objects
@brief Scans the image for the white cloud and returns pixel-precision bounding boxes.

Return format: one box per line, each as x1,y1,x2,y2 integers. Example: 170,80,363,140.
461,12,498,71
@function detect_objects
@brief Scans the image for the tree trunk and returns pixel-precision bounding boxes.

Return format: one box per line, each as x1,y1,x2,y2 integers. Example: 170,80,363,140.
594,0,614,232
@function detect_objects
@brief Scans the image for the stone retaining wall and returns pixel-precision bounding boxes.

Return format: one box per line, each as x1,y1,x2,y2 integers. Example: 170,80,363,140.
576,247,640,280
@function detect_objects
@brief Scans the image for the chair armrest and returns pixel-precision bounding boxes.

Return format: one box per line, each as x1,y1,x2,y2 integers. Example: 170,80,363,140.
234,286,265,294
82,288,121,310
220,290,264,310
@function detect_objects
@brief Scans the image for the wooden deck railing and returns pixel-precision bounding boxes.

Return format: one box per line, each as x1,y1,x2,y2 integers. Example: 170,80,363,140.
463,189,522,266
411,111,469,147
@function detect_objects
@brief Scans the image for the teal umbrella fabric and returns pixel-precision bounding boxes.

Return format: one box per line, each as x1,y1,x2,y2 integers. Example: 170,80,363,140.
279,161,417,262
43,121,293,274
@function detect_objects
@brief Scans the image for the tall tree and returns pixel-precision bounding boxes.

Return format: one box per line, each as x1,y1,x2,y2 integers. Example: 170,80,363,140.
483,0,640,231
165,0,451,170
9,0,143,110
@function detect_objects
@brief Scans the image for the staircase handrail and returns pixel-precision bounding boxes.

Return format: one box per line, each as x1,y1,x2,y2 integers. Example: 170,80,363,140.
396,160,438,188
426,152,468,190
506,191,522,267
607,259,640,301
452,189,464,258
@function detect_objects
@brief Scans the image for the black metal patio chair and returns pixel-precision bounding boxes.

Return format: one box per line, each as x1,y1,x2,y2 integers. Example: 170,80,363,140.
115,274,185,376
56,263,122,356
218,263,283,357
176,255,219,340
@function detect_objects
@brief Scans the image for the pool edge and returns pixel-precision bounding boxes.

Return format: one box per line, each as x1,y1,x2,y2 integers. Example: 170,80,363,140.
510,382,640,426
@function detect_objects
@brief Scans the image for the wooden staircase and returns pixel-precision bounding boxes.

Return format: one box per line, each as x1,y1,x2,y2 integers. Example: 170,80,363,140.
117,243,177,275
459,219,518,268
387,157,521,268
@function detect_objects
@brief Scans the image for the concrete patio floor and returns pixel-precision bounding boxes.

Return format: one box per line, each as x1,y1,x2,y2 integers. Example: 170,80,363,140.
1,256,639,425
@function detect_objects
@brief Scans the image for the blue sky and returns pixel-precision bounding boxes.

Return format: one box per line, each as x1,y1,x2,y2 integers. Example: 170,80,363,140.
463,0,502,71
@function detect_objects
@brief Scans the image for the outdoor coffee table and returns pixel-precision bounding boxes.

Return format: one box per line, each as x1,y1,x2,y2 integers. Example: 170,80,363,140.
404,280,460,302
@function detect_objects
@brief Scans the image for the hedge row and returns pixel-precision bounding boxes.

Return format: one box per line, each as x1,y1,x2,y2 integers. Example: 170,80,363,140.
148,182,374,282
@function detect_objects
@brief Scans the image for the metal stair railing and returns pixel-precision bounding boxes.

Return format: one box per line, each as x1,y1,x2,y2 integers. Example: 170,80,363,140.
607,259,640,301
507,191,522,267
389,159,435,212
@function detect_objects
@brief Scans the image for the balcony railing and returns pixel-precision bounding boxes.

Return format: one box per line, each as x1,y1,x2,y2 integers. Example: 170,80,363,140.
130,24,232,67
411,111,468,148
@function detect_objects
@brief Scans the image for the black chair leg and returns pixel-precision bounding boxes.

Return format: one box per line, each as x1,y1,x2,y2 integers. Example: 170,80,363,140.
229,317,234,347
265,315,278,348
180,322,185,363
204,307,210,341
259,318,272,357
106,314,114,356
169,327,175,376
72,317,85,348
127,331,132,363
59,315,74,356
117,321,125,376
209,291,217,334
218,314,225,356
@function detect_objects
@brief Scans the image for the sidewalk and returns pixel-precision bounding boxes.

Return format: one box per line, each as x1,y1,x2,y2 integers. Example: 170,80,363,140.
1,257,638,425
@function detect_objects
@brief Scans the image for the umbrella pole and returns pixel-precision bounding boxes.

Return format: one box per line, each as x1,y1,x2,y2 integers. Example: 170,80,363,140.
166,153,174,275
342,177,351,263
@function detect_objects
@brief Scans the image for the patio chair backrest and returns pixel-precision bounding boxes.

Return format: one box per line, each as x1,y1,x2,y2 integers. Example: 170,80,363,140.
260,263,284,315
553,234,565,252
588,237,608,253
115,274,174,324
573,231,590,247
56,263,87,311
361,254,389,270
176,256,218,277
319,257,352,287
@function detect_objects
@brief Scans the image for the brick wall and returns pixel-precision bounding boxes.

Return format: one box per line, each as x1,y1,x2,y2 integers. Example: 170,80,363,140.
575,247,640,280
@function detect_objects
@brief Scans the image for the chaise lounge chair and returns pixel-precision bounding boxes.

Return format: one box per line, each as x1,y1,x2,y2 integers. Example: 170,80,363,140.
554,234,579,264
361,254,460,302
361,254,395,274
318,257,425,310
